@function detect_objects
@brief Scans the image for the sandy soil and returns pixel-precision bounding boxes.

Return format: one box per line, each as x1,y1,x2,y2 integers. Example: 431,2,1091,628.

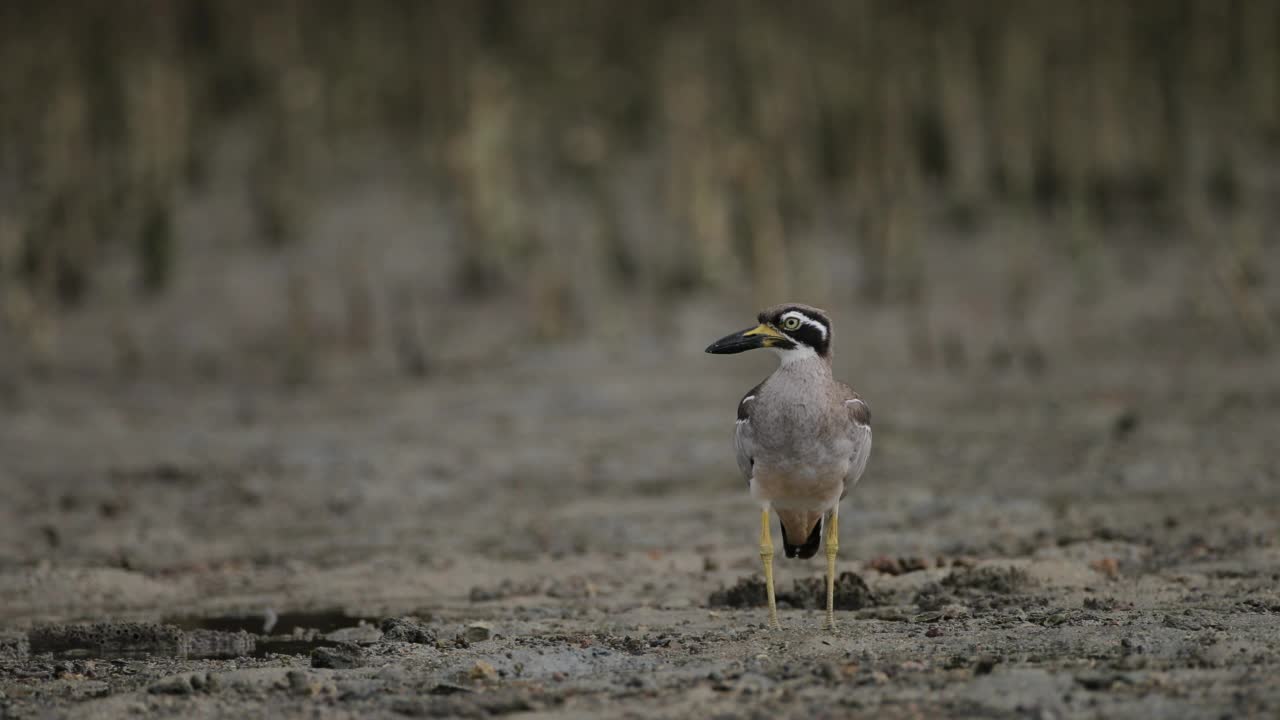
2,239,1280,718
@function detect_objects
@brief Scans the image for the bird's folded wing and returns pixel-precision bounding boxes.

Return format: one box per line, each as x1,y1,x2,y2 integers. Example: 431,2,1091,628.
733,383,764,483
843,394,872,491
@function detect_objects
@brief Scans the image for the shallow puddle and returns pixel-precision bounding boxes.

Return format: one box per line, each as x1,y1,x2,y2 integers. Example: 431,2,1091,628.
25,610,378,661
165,609,376,636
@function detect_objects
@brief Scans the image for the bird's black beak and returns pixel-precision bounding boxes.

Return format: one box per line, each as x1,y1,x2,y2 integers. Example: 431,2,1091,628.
705,324,785,354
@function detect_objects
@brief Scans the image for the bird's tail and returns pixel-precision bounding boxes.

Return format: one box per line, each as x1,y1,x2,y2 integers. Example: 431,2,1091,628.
778,511,823,559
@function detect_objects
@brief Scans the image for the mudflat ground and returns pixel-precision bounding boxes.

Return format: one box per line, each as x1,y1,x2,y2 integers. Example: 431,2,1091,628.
2,241,1279,718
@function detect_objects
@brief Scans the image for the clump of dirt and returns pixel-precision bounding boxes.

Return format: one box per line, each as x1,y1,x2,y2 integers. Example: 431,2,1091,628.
708,573,880,610
867,556,933,575
545,576,596,599
789,572,880,610
913,583,953,611
184,630,255,659
916,565,1044,614
603,635,648,655
941,565,1033,594
380,617,436,644
708,576,767,608
0,633,28,662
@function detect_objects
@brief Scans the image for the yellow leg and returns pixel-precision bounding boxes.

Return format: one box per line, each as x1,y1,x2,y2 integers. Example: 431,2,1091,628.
759,508,780,629
825,505,840,630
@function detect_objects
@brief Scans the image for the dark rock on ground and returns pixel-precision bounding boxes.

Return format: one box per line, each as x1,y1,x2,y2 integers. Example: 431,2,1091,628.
461,623,492,643
311,643,367,669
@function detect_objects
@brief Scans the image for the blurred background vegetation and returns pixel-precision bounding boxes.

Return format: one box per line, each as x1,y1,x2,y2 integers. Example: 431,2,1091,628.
1,0,1277,381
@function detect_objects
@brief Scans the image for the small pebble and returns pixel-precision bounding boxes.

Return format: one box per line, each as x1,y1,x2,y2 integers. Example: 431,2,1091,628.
286,670,312,697
311,643,366,670
469,660,498,681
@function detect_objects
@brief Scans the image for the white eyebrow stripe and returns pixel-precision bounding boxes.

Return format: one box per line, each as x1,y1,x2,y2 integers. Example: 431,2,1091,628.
780,311,828,340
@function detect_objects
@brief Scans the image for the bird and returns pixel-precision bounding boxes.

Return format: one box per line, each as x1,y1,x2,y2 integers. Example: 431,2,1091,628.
705,303,872,630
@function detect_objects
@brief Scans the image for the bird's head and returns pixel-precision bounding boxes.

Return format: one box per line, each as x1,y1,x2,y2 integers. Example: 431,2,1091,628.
705,303,832,362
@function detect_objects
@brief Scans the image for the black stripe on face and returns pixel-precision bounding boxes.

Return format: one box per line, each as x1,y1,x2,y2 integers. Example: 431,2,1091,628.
771,308,831,355
789,324,828,352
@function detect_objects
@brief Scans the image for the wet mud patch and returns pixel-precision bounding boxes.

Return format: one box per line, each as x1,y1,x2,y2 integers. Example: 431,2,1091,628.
708,573,880,610
26,621,256,661
166,609,376,636
3,292,1280,717
169,609,383,658
20,611,389,662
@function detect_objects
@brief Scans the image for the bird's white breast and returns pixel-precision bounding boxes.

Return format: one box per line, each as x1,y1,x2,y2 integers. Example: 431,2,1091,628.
746,359,853,511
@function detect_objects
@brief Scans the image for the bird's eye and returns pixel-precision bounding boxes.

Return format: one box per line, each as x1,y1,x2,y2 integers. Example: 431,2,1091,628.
782,317,801,330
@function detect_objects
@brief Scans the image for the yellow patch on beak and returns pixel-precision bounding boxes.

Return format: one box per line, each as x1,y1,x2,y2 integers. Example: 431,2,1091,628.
742,324,784,345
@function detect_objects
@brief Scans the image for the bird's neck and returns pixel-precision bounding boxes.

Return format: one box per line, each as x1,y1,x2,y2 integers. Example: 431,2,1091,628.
774,348,833,375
